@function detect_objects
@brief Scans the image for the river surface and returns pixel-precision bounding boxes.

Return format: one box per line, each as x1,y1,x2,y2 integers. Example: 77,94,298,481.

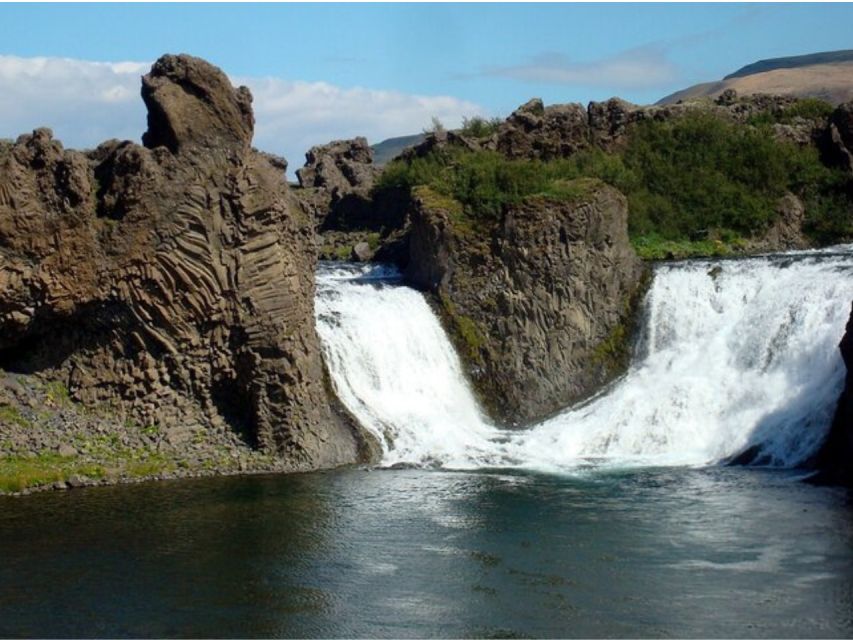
1,467,851,638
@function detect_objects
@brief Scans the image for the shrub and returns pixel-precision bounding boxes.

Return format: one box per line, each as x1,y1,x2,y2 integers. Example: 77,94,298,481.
747,97,835,126
460,115,503,139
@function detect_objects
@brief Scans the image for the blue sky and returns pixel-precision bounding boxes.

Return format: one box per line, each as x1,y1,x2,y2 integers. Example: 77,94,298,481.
0,3,851,166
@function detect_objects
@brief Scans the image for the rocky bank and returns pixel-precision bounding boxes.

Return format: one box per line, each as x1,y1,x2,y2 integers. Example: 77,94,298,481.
0,54,377,493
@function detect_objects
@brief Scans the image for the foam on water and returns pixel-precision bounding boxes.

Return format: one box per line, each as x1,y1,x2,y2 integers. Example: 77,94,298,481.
315,248,853,472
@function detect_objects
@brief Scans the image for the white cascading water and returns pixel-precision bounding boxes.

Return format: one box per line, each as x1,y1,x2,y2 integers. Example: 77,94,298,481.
315,247,853,473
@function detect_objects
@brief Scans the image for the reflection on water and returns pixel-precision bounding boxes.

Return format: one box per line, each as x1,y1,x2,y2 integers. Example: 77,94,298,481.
0,468,851,638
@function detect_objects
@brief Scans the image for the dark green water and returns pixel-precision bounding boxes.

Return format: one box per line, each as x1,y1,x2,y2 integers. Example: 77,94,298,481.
1,467,851,638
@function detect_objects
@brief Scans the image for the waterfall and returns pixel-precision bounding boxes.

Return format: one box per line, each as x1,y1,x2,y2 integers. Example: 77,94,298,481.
315,248,853,473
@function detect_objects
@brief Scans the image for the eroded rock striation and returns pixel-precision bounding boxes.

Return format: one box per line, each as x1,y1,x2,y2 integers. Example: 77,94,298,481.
405,181,646,425
0,54,374,475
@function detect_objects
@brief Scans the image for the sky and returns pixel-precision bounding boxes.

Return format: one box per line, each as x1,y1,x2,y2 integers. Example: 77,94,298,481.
0,3,851,170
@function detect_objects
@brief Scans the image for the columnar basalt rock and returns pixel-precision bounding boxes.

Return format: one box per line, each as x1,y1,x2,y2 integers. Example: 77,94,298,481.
0,54,375,472
405,181,646,425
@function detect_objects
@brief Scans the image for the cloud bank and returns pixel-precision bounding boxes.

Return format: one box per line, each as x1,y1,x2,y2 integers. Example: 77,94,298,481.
0,55,484,170
483,47,679,89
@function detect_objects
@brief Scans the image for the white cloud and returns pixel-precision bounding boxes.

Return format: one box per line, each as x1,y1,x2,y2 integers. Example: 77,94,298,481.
242,76,483,166
0,55,485,171
484,48,679,90
0,55,147,147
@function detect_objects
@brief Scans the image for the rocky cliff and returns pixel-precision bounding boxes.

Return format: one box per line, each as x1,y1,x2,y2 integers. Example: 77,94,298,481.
813,303,853,485
0,54,375,491
403,92,828,164
405,180,646,425
824,101,853,174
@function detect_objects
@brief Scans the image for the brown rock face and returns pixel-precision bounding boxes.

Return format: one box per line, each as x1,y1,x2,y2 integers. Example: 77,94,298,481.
0,54,373,470
296,137,378,196
495,99,591,160
405,181,646,425
295,137,379,230
141,54,254,155
746,192,811,252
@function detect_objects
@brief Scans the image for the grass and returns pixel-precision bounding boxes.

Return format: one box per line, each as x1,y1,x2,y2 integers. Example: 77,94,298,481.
460,115,503,139
0,449,178,493
43,380,71,405
631,233,746,260
0,405,30,429
0,454,107,493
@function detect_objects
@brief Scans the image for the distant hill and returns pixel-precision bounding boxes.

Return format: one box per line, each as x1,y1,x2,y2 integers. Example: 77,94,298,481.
371,133,425,167
658,49,853,106
725,49,853,79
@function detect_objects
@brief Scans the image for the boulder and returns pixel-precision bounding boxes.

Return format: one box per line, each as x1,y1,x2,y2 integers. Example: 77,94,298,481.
351,242,372,262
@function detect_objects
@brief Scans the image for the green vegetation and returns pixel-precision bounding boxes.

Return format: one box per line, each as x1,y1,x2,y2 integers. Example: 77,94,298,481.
631,234,744,260
378,148,603,229
366,232,381,251
746,97,835,126
0,448,177,493
0,454,106,493
438,291,485,363
423,116,446,136
44,380,71,405
591,324,627,368
377,106,852,255
460,115,503,139
0,405,30,428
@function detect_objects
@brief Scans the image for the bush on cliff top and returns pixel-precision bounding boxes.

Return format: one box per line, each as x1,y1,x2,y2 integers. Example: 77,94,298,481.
376,109,852,246
746,97,835,126
377,147,604,224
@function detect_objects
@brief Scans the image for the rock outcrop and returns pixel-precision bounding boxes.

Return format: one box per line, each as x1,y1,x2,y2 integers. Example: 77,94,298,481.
495,98,591,159
295,137,410,263
405,180,646,425
296,137,378,197
813,303,853,485
0,54,375,476
823,101,853,174
401,91,828,167
294,137,379,232
746,192,811,252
